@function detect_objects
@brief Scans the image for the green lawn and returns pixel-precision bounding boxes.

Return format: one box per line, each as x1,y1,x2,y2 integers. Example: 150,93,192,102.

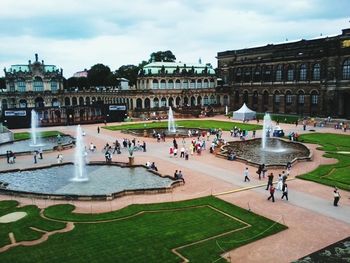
104,120,261,132
297,133,350,190
0,196,286,263
14,131,64,141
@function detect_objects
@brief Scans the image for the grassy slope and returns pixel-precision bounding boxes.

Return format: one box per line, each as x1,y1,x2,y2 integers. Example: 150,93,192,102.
104,120,261,131
0,196,286,263
297,133,350,190
14,131,64,141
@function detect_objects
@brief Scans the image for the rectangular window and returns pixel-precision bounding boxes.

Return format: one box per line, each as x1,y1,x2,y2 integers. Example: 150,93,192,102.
274,95,280,103
287,70,294,81
276,71,282,82
311,95,318,105
286,94,292,104
298,95,305,104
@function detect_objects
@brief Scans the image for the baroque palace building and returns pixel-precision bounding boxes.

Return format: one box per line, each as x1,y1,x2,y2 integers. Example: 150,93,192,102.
217,28,350,118
0,55,228,128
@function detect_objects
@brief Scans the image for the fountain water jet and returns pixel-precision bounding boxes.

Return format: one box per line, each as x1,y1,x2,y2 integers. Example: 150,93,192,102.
168,106,176,133
72,125,88,182
30,110,44,147
261,113,272,150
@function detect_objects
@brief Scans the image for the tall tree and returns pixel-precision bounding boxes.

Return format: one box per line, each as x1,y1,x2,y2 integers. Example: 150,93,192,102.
149,50,176,63
115,65,139,86
88,64,112,86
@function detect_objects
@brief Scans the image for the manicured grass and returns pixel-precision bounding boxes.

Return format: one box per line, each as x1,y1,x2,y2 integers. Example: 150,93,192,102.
297,133,350,190
0,196,286,263
0,200,66,248
104,120,261,132
256,113,299,124
14,131,64,141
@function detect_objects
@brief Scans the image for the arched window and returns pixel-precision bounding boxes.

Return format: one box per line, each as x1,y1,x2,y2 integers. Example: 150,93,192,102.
203,79,209,88
136,98,142,108
285,91,292,105
299,64,307,81
298,91,305,105
204,96,209,105
175,97,181,106
1,99,8,109
275,65,282,82
79,97,84,106
35,97,45,108
182,80,189,89
197,96,202,105
17,79,26,92
210,79,215,88
274,91,280,103
153,97,159,108
184,97,189,106
86,97,90,105
168,80,174,89
312,64,320,80
65,97,70,106
9,82,15,92
152,79,159,89
160,79,166,89
33,77,44,92
175,79,181,89
210,95,215,105
168,97,174,107
191,96,196,106
144,98,151,109
197,79,202,88
51,79,58,91
342,59,350,80
72,97,77,106
190,80,196,89
161,97,167,107
311,91,318,105
287,65,294,81
223,95,229,106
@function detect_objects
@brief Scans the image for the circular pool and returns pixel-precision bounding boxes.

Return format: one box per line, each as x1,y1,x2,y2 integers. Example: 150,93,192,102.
222,138,311,166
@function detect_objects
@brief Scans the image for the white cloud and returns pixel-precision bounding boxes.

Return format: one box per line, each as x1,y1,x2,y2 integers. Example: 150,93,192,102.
0,0,349,77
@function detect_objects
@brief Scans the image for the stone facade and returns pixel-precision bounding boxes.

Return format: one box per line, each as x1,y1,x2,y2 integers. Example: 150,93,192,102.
217,28,350,118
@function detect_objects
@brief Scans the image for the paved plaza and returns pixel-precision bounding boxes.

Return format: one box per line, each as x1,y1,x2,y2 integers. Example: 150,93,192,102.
0,116,350,262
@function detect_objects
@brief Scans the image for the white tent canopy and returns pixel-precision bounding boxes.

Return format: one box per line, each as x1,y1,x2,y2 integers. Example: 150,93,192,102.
232,103,256,121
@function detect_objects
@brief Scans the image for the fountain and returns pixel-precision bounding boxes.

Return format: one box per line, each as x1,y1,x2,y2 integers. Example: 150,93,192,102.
72,125,88,182
168,106,176,133
30,110,44,147
261,113,272,150
225,106,228,115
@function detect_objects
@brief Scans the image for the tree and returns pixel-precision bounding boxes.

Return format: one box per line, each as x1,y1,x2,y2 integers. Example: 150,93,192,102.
87,64,112,86
115,65,139,87
148,50,176,63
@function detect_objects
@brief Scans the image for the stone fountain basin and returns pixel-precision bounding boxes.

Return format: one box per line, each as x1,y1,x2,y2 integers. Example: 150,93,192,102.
122,127,206,138
0,135,74,156
220,138,311,167
0,162,181,200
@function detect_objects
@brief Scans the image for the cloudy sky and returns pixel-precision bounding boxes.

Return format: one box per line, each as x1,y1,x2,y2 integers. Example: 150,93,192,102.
0,0,349,77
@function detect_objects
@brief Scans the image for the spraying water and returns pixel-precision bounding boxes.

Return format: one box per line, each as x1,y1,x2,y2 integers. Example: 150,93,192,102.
262,113,272,150
168,106,176,133
72,125,88,182
30,110,44,147
225,106,228,115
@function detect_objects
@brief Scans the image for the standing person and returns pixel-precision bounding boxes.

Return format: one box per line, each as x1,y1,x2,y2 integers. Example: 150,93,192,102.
286,162,292,175
257,164,263,180
173,147,178,158
39,148,43,159
261,164,267,179
267,185,275,202
281,183,288,201
6,151,10,164
174,170,178,179
142,141,146,152
276,174,283,191
180,146,185,158
33,151,38,164
97,126,100,134
266,172,274,190
244,167,250,182
333,187,341,206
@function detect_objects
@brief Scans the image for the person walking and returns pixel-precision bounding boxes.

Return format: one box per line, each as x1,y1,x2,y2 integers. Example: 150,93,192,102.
97,126,100,134
143,141,146,152
267,185,275,202
180,146,185,158
39,148,43,159
266,172,274,190
244,167,250,182
33,150,38,164
281,183,288,201
333,187,341,206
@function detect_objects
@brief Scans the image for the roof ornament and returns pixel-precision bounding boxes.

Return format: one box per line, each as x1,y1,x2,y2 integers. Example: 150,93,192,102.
35,53,38,62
